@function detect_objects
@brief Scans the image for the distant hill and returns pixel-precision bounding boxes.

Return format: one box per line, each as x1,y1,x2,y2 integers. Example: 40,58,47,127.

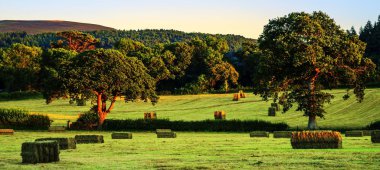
0,20,114,34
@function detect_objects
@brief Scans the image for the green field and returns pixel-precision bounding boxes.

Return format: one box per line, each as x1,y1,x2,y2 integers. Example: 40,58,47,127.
1,89,380,129
0,131,379,169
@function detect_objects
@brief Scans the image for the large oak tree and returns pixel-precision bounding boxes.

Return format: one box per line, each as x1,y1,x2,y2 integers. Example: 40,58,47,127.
43,48,157,126
255,11,376,129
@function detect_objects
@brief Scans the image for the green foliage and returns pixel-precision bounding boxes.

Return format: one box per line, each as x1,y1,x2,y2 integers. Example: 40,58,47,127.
67,48,157,102
102,119,289,132
359,16,380,80
73,106,99,129
0,108,51,130
40,48,77,103
0,43,42,91
255,11,376,129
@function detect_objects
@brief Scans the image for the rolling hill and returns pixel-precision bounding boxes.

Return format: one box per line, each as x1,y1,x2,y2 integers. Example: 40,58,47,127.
0,20,114,34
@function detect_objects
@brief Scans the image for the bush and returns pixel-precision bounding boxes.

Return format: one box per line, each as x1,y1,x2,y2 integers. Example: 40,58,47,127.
70,106,99,130
101,119,289,132
366,121,380,130
0,108,51,130
0,91,41,101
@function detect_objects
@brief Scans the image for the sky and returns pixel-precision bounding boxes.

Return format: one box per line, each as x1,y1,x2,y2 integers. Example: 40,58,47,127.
0,0,379,39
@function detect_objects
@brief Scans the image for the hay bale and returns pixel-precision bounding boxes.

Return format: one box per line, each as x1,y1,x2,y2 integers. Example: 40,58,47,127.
0,129,14,135
250,131,269,137
291,131,342,149
144,112,157,120
345,131,363,137
21,140,60,164
48,126,66,132
273,131,292,138
371,130,380,143
75,135,104,144
233,93,240,101
157,132,177,138
271,103,279,111
268,107,276,116
111,132,133,139
239,90,246,98
363,130,372,136
35,138,76,150
214,111,226,120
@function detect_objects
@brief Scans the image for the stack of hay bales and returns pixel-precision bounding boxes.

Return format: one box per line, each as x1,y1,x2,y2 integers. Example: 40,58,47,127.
75,135,104,144
48,126,66,132
345,131,363,137
371,130,380,143
238,90,246,98
111,132,133,139
291,131,342,149
233,93,240,101
21,140,60,164
144,112,157,120
268,107,276,116
35,138,76,150
156,129,176,138
273,131,292,138
249,131,269,137
0,129,14,135
214,111,226,120
271,103,279,111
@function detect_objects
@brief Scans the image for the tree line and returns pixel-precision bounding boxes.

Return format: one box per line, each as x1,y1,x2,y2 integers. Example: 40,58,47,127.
0,11,376,129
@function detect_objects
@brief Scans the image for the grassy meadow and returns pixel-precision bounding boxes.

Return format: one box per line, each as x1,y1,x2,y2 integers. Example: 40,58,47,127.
1,88,380,129
0,131,379,169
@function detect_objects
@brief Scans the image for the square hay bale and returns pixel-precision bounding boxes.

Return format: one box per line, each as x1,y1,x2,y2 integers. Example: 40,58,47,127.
250,131,269,137
271,103,279,111
291,131,342,149
144,112,157,120
35,138,76,150
371,130,380,143
345,131,363,137
363,130,372,136
157,132,177,138
273,131,292,138
214,111,226,120
239,90,246,98
48,126,66,132
268,107,276,116
0,129,14,135
233,93,240,101
111,132,133,139
75,135,104,144
21,140,60,164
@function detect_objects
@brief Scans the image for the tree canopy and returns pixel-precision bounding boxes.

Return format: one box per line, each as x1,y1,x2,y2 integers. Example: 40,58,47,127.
65,49,157,125
255,11,376,129
0,43,42,91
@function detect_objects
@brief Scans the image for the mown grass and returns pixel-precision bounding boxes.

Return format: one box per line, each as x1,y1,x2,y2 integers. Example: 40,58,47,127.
0,131,379,169
1,89,380,128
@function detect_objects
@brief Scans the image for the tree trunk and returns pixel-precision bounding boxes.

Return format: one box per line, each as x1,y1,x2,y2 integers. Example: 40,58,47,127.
95,92,117,128
308,115,318,130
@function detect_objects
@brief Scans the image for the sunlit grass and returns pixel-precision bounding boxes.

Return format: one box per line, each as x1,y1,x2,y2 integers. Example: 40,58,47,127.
1,88,379,128
0,131,379,169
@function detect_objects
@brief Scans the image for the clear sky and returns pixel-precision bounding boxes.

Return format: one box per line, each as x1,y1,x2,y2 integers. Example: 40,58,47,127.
0,0,379,38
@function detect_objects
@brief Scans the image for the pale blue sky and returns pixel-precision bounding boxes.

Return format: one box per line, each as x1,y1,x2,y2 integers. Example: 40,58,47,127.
0,0,379,38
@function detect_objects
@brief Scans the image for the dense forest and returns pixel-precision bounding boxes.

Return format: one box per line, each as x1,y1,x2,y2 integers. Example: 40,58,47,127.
0,29,256,94
0,29,254,51
0,17,379,96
